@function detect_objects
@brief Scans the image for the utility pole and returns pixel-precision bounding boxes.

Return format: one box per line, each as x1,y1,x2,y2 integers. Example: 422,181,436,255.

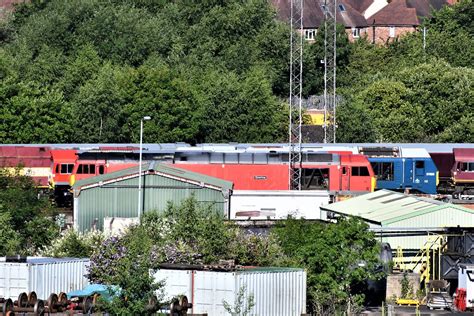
288,0,304,190
322,0,337,143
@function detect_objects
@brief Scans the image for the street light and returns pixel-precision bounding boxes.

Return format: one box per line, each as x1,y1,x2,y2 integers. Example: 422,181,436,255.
138,116,151,221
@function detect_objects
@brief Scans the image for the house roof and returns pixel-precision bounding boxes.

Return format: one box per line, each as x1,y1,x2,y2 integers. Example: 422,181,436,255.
73,162,233,191
321,189,474,226
344,0,373,15
407,0,449,22
367,0,450,26
368,0,420,26
271,0,368,28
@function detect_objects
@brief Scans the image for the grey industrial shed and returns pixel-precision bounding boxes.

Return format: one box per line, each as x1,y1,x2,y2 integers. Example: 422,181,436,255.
72,162,233,232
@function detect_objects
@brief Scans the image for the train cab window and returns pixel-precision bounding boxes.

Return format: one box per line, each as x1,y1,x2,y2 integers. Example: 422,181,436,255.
415,161,425,169
342,166,347,175
352,166,369,176
98,165,105,174
459,162,474,172
55,165,59,173
371,162,394,181
415,160,425,176
77,164,97,174
60,164,74,174
301,168,329,190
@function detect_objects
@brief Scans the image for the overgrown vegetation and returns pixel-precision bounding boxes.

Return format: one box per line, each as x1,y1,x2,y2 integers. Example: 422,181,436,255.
80,197,381,314
0,169,59,255
0,0,472,143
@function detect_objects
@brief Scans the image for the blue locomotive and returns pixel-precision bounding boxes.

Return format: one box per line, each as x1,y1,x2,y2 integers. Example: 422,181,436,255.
359,147,438,195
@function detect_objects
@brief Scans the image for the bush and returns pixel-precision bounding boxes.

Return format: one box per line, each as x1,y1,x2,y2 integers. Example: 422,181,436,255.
40,229,104,258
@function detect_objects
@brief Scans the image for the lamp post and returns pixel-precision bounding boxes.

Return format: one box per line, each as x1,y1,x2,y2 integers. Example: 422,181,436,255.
138,116,151,221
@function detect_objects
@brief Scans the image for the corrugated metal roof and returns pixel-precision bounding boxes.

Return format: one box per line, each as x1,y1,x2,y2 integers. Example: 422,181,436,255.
321,189,474,226
73,162,233,191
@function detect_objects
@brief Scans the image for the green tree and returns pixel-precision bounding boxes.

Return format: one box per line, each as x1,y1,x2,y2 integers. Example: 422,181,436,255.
272,217,381,313
0,170,59,255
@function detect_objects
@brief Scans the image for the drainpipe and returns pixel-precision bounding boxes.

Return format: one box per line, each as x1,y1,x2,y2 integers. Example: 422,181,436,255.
372,19,376,44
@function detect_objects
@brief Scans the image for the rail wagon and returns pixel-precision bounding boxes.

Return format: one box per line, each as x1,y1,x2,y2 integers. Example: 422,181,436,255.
0,146,52,189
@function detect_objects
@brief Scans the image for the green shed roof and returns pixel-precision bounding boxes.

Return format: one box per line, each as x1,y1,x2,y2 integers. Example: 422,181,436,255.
321,189,474,226
73,162,233,191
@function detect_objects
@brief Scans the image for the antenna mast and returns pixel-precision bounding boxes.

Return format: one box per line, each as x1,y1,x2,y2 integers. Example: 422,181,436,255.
322,0,337,143
288,0,304,190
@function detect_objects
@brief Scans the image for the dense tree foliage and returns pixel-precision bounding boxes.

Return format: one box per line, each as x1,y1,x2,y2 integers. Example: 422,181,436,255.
0,170,59,255
0,0,290,144
0,0,472,143
337,1,474,142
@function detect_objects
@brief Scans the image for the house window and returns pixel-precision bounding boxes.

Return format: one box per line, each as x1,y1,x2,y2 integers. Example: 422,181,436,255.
352,27,361,38
389,26,396,38
338,4,346,12
304,29,316,41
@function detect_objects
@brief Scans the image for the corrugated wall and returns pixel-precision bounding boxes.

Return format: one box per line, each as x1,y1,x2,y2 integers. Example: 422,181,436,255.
77,174,227,232
0,259,89,300
153,268,306,316
382,207,474,250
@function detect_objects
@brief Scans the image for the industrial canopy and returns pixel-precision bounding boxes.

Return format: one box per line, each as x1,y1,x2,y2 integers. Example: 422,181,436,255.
321,189,474,227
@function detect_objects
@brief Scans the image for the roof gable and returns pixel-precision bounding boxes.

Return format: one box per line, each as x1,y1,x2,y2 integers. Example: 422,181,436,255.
73,162,233,191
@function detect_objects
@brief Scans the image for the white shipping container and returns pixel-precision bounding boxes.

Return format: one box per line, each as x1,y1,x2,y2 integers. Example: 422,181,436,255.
154,267,306,316
458,264,474,309
0,258,90,300
230,190,330,220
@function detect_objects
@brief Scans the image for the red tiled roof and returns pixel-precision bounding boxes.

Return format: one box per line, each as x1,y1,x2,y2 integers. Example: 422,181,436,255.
406,0,450,21
344,0,373,14
270,0,368,28
367,0,420,26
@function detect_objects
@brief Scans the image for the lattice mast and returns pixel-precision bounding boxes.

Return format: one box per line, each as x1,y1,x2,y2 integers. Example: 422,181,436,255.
322,0,337,143
288,0,304,190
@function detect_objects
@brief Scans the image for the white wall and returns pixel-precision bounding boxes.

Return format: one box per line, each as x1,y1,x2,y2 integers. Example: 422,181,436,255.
230,190,330,220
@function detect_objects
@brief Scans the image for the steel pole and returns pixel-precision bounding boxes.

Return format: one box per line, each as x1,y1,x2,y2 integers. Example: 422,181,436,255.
138,119,144,221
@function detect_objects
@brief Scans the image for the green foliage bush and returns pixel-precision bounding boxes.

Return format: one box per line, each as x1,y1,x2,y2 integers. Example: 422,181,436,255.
272,217,382,314
0,169,59,255
40,229,104,258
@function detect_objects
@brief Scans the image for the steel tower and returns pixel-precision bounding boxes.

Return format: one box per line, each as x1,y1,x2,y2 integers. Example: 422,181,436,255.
288,0,304,190
322,0,337,143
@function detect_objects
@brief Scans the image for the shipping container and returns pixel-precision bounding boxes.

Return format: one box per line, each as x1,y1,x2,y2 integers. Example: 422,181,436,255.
230,190,330,220
0,257,89,300
154,267,306,316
